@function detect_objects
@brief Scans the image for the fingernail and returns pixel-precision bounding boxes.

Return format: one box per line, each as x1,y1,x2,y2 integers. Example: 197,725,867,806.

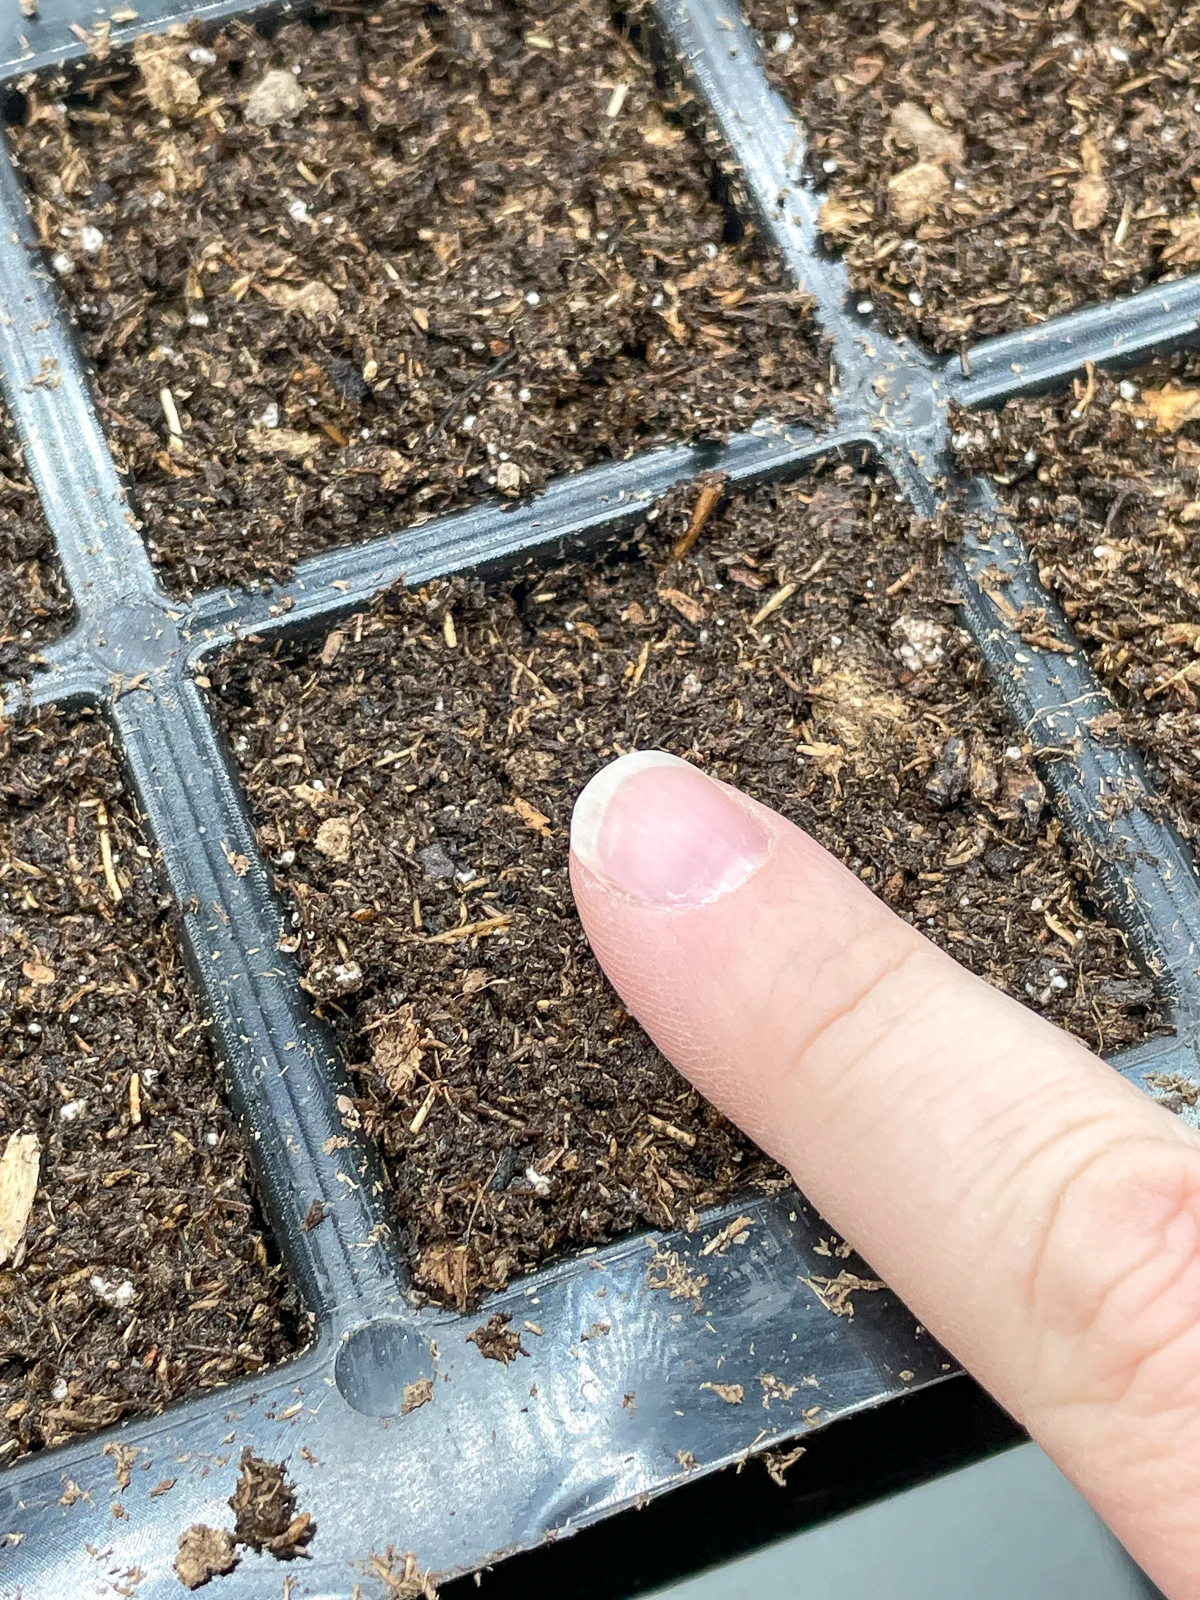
570,751,768,906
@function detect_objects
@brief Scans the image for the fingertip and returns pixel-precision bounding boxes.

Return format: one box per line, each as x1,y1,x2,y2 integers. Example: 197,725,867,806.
569,749,771,907
569,749,689,877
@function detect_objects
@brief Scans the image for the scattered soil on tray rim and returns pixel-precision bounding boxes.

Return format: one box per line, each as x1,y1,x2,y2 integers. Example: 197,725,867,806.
0,708,302,1460
10,0,828,598
0,412,71,682
211,463,1160,1309
742,0,1200,352
952,349,1200,847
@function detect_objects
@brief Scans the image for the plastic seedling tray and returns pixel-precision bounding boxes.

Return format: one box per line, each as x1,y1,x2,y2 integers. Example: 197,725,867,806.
1,2,1199,1595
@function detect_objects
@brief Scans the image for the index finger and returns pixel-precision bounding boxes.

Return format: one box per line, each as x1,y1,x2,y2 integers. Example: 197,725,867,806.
570,752,1200,1598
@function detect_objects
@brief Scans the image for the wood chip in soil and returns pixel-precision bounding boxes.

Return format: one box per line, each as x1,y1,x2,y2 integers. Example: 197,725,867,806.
741,0,1200,350
12,0,828,597
0,410,71,680
0,709,302,1460
210,466,1160,1309
952,352,1200,868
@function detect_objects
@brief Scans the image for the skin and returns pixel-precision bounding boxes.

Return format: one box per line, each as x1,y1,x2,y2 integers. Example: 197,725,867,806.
570,754,1200,1599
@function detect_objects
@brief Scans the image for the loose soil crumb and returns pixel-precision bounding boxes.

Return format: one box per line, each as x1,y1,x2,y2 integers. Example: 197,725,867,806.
952,354,1200,842
104,1437,139,1489
762,1443,806,1486
647,1247,708,1313
698,1213,753,1257
229,1448,315,1558
211,468,1157,1306
466,1312,527,1365
0,710,300,1459
12,0,827,597
743,1,1200,350
759,1373,798,1409
175,1524,240,1590
700,1381,744,1404
1146,1071,1200,1117
0,412,70,680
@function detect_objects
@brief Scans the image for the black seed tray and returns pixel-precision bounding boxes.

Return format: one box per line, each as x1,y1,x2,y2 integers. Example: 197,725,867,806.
2,1,1200,1595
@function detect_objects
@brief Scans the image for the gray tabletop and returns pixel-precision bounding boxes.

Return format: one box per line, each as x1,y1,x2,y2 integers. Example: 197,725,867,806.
645,1443,1159,1600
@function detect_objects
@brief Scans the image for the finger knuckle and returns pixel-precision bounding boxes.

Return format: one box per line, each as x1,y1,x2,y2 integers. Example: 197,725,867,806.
776,937,931,1082
1025,1133,1200,1417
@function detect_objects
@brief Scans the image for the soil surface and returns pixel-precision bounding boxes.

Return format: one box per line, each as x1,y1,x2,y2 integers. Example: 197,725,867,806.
953,353,1200,844
12,1,827,598
744,1,1200,351
211,468,1157,1307
0,414,71,681
0,709,301,1459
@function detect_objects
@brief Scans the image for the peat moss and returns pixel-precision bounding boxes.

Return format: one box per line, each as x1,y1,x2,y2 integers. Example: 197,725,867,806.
953,352,1200,842
210,467,1157,1307
0,414,70,682
743,0,1200,351
0,710,301,1458
12,0,827,596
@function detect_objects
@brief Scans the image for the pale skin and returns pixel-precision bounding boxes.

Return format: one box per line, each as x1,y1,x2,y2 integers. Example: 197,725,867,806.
569,751,1200,1599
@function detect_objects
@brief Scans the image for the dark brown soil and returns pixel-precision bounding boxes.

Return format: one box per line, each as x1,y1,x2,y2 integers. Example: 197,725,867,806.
0,413,71,681
0,709,301,1460
11,1,827,598
953,353,1200,843
743,1,1200,351
210,467,1157,1307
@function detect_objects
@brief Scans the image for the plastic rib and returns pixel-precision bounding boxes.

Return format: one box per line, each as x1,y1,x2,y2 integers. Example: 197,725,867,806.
0,1184,949,1596
113,677,401,1316
949,491,1200,1022
651,0,936,426
1,648,102,716
0,118,401,1316
1111,1035,1200,1118
952,272,1200,411
183,421,866,654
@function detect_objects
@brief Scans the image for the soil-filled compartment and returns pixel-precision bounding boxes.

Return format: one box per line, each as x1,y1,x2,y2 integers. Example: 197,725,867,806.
0,709,302,1459
10,0,828,597
210,463,1160,1310
0,412,71,682
741,0,1200,352
953,351,1200,854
